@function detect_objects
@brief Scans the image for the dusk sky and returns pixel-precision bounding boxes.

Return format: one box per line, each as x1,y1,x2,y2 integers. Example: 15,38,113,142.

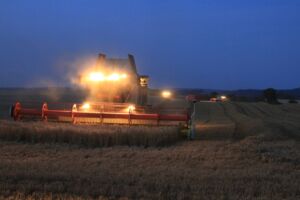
0,0,299,89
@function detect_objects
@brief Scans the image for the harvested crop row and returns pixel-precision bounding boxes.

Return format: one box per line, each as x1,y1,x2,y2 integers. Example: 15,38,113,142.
194,102,300,140
224,103,300,140
255,103,300,124
194,102,235,139
195,102,233,124
220,103,265,139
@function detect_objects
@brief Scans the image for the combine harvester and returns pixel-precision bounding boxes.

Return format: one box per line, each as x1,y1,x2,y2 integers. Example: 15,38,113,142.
10,53,191,130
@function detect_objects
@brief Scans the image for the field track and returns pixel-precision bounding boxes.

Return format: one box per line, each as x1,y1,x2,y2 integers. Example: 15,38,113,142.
195,102,300,140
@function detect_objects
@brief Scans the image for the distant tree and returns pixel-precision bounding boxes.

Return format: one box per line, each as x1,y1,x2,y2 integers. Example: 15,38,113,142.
263,88,279,104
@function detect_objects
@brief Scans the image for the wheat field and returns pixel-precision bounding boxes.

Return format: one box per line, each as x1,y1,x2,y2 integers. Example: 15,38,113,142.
0,120,181,147
0,99,300,199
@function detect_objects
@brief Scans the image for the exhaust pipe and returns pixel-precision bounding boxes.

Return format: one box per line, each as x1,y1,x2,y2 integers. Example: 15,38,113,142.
128,54,137,74
97,53,106,67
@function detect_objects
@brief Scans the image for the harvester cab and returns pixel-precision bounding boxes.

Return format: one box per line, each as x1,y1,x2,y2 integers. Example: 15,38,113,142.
79,53,149,106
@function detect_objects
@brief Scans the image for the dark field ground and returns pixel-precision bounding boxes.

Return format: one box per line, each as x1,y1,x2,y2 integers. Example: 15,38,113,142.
1,139,299,200
0,88,299,199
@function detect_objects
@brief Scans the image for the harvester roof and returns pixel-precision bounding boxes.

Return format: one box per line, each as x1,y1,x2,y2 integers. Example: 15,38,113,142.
97,53,138,76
